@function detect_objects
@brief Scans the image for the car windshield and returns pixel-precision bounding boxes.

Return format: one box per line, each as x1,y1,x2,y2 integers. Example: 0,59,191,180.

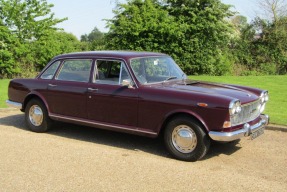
130,56,187,84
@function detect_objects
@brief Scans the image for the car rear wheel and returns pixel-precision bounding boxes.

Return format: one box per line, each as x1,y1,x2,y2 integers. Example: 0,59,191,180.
25,99,51,132
164,116,210,161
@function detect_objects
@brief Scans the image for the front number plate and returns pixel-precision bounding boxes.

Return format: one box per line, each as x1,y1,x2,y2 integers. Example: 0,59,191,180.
250,127,265,140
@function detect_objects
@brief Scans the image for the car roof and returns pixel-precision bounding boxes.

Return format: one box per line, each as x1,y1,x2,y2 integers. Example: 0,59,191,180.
52,51,167,61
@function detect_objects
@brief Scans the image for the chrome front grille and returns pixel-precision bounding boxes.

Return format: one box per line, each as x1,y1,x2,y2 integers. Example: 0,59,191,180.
231,99,261,126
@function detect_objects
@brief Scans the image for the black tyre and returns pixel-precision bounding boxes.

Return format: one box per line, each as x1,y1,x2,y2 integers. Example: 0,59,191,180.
164,116,210,161
25,99,52,133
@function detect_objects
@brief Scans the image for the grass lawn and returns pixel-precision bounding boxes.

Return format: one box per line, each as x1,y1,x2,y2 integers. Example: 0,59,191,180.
0,79,10,108
1,76,286,125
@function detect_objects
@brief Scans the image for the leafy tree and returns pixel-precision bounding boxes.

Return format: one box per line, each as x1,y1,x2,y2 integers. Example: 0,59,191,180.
0,20,20,78
106,0,178,52
107,0,234,75
81,27,104,42
239,0,287,75
229,16,287,75
227,15,256,75
0,0,84,78
258,0,287,23
230,15,248,36
229,0,287,75
164,0,234,75
0,0,66,42
252,17,287,74
81,27,105,50
32,31,84,70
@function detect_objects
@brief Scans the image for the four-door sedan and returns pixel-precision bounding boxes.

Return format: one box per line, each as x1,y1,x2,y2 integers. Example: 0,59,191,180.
6,51,269,161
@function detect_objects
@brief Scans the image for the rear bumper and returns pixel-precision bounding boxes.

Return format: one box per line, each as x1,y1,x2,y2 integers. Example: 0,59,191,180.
6,100,22,109
209,114,269,142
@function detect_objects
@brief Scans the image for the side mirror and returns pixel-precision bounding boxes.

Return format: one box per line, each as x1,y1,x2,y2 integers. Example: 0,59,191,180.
122,79,134,89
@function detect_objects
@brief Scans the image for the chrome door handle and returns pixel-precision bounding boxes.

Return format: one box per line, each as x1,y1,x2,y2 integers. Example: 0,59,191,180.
88,88,99,92
48,84,57,87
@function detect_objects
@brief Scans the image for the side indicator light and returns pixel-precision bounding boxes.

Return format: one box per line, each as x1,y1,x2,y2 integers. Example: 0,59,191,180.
197,103,208,107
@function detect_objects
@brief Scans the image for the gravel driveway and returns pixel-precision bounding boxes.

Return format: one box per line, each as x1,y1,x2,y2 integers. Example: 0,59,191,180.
1,110,287,191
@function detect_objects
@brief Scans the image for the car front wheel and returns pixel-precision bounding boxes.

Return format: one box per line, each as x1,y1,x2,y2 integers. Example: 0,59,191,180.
164,116,210,161
25,99,51,133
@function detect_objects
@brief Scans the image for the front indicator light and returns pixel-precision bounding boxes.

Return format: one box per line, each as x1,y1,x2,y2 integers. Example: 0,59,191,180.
223,121,231,128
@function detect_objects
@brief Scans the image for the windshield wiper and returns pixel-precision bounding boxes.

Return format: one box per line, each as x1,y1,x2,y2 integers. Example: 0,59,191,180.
165,76,178,81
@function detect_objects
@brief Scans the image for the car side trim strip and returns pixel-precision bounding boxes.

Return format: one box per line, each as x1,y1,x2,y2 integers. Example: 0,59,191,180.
49,114,158,136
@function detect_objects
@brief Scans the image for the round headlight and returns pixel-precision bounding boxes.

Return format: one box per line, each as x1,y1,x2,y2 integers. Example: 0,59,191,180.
230,107,236,115
260,91,269,103
229,100,242,115
235,104,242,113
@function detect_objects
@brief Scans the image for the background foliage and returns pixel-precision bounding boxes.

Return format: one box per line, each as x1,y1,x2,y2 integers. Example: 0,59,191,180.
0,0,83,78
1,0,287,78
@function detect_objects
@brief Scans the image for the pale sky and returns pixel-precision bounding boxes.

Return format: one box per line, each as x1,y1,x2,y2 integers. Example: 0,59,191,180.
47,0,260,39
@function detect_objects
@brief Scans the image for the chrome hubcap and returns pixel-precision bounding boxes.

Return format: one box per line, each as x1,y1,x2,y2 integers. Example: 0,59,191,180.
29,105,43,126
172,125,197,153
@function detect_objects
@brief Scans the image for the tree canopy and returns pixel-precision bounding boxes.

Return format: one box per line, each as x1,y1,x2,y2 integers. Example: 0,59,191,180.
80,27,105,50
229,0,287,75
0,0,82,78
1,0,287,78
106,0,234,75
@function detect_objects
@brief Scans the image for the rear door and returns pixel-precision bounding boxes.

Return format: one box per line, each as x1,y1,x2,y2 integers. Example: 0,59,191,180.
44,59,93,118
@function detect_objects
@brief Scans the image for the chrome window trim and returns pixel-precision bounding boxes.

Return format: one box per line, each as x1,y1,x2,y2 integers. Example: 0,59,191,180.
39,60,62,80
93,58,138,88
55,59,93,83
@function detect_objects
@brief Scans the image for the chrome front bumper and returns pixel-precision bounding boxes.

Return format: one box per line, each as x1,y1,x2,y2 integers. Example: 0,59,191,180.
6,100,22,109
209,114,269,142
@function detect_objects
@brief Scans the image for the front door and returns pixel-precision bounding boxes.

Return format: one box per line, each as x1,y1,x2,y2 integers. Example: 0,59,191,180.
87,59,138,127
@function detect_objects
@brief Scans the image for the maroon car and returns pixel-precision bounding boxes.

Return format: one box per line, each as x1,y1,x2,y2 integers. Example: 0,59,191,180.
6,51,269,161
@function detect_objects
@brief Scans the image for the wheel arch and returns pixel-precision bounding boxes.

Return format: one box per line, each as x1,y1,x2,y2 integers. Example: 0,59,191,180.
158,110,209,137
23,92,50,113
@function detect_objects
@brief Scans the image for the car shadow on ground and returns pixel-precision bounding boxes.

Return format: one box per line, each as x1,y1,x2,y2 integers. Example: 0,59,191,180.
0,113,28,130
0,114,242,161
204,140,242,160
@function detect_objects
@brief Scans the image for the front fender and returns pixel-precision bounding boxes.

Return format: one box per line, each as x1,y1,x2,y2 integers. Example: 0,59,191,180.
157,109,210,135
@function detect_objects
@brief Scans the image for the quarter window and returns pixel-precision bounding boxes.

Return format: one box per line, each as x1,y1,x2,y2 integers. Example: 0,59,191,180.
56,60,92,82
40,61,61,79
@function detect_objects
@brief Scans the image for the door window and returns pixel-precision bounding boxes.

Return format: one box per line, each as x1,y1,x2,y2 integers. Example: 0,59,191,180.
56,59,92,82
95,60,132,85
